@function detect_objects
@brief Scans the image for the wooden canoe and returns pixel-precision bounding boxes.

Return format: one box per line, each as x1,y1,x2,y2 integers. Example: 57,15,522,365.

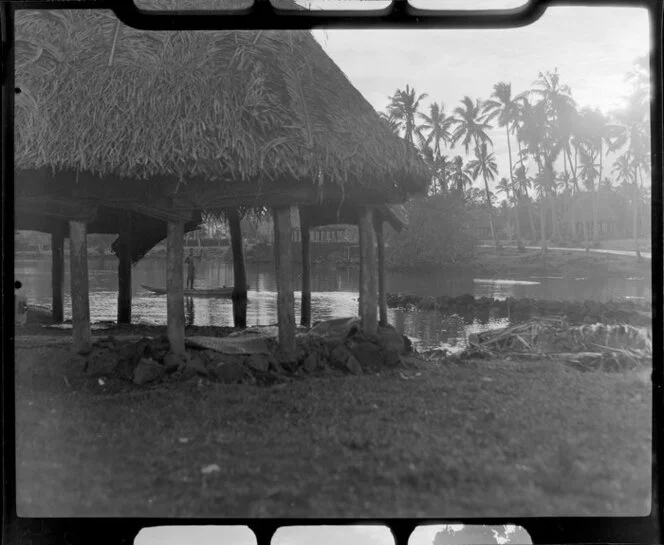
141,284,248,298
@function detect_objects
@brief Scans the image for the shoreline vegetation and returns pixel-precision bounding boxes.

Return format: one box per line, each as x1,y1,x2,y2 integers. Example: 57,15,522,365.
16,243,652,279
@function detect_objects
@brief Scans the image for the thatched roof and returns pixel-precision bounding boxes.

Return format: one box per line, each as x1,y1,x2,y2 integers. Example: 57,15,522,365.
14,5,428,213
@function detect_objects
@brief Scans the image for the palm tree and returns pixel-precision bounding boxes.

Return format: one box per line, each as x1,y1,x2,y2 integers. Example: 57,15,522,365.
578,143,600,241
483,82,526,250
386,85,428,145
577,107,617,242
496,176,521,245
531,69,577,244
609,96,649,260
514,164,537,242
626,55,650,110
612,153,634,236
532,171,549,250
467,142,500,248
450,96,493,154
449,155,473,196
421,147,449,195
516,97,558,250
612,153,633,186
379,111,401,135
419,101,454,158
531,68,576,129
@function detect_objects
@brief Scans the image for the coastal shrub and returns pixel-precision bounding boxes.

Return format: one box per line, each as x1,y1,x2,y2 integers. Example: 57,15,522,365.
386,194,476,270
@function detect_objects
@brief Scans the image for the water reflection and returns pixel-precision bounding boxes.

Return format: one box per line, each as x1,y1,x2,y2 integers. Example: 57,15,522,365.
15,256,651,352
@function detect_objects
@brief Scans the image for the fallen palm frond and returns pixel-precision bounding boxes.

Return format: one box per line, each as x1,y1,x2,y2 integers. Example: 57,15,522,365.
461,318,652,372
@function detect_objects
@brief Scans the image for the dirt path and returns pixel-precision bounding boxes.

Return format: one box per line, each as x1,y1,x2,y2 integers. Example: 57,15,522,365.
15,341,651,518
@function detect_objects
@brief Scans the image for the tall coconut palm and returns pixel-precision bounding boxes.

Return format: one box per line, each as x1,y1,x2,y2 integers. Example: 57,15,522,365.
496,176,520,244
467,142,500,248
483,82,526,250
532,171,549,250
450,155,473,196
609,96,649,260
450,96,494,155
379,111,401,135
626,55,650,110
531,68,576,128
516,97,555,250
612,153,634,235
578,144,600,240
513,164,537,242
532,69,576,243
419,101,454,158
577,107,617,242
421,146,449,195
386,84,428,145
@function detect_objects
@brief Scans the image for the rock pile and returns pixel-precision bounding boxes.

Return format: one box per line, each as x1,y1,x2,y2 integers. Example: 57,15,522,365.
81,318,413,387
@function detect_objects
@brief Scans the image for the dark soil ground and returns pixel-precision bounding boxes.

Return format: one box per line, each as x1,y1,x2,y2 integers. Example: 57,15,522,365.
14,326,652,518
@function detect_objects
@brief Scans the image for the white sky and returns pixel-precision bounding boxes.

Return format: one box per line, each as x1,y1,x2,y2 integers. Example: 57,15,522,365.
301,4,650,188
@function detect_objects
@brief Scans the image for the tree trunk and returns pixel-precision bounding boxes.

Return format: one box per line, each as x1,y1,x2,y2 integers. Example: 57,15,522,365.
374,213,387,326
358,207,378,335
51,229,65,323
483,177,499,250
167,220,185,356
228,209,247,329
117,214,132,324
538,200,548,252
570,191,577,241
507,124,523,250
527,197,537,242
581,194,591,252
633,167,641,260
594,144,602,241
69,220,91,354
515,197,524,250
299,207,312,327
550,193,559,241
273,205,296,360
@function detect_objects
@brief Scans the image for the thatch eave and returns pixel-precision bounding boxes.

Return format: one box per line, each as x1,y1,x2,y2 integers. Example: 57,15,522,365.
15,8,429,207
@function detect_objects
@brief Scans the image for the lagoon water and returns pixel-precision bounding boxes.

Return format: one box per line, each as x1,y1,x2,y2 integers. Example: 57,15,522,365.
15,255,651,352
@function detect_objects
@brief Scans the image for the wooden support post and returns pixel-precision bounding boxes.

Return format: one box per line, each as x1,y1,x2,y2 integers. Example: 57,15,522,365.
167,220,186,355
69,220,91,353
358,217,363,316
273,205,296,360
374,213,387,326
299,207,312,327
117,213,132,324
358,207,378,335
228,208,248,329
51,229,65,323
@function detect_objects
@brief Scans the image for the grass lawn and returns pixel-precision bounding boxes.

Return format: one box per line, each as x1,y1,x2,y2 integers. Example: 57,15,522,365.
15,336,651,518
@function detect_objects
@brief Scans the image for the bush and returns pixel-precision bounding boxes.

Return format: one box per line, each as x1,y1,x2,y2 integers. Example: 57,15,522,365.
386,194,477,269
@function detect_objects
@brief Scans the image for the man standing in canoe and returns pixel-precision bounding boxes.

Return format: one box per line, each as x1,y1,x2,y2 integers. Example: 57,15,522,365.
185,248,196,290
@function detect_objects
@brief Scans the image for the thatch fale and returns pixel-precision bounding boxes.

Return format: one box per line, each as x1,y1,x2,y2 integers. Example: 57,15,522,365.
14,6,428,221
